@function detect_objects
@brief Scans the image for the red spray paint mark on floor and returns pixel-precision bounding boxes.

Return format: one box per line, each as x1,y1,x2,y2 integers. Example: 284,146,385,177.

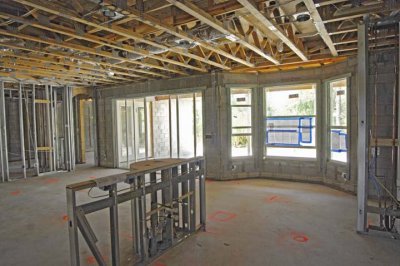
10,190,21,196
62,215,69,222
265,195,290,204
154,261,167,266
89,176,96,179
86,255,109,265
208,210,237,222
43,178,60,184
291,232,309,243
86,256,96,265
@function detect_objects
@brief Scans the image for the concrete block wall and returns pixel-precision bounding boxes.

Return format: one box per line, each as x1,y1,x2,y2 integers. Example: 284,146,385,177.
153,100,170,158
96,57,363,193
367,48,399,196
96,93,115,168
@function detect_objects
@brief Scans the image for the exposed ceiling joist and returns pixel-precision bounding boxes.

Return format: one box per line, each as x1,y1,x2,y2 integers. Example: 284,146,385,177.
12,0,230,71
101,0,254,68
303,0,338,56
0,28,172,79
165,0,280,65
237,0,308,61
0,12,208,74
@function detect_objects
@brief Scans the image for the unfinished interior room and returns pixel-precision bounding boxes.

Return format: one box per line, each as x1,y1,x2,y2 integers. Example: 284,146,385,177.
0,0,399,265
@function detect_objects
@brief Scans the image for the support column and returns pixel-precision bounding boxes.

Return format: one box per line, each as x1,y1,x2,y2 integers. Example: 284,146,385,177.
357,20,369,233
0,81,8,181
32,85,39,176
19,83,26,179
109,184,120,266
397,22,400,201
66,188,80,266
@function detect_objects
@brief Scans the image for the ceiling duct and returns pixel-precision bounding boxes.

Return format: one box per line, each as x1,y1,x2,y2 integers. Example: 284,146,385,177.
0,36,25,46
175,40,197,49
138,43,168,55
118,49,145,60
190,24,227,43
155,32,197,49
293,3,311,22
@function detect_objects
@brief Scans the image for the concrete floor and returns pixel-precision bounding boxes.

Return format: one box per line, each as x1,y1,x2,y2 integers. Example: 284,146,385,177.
1,165,400,266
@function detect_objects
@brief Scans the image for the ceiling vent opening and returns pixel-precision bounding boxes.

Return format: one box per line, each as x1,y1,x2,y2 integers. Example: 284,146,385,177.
293,3,311,22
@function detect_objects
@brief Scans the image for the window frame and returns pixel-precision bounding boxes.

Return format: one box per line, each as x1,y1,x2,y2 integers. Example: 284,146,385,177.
263,82,318,160
229,87,254,158
326,75,351,164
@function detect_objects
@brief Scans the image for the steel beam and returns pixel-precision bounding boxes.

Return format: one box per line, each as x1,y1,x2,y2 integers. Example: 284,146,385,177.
356,20,368,233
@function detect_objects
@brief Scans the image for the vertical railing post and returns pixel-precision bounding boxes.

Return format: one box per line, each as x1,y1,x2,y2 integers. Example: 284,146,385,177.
189,162,196,232
138,175,148,261
181,163,189,231
172,166,179,232
149,172,158,256
199,160,206,230
161,168,173,245
109,184,120,266
66,187,80,266
130,176,141,256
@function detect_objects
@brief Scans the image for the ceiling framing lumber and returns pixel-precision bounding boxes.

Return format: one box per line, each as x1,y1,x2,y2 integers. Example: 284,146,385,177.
237,0,308,61
165,0,280,65
11,0,230,71
303,0,338,56
0,12,206,74
101,0,254,68
0,41,151,81
0,28,174,79
0,0,395,87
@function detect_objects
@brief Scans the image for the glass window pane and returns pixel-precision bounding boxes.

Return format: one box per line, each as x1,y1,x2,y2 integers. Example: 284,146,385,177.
266,84,316,117
265,84,317,158
330,79,347,127
134,98,146,160
232,106,252,128
231,88,252,105
230,88,252,157
195,93,203,157
117,100,127,168
170,96,178,158
232,136,252,157
146,100,153,158
330,129,347,162
126,100,134,164
179,94,195,158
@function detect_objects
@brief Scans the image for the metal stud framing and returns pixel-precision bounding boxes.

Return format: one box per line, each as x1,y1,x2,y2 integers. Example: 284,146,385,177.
66,158,206,265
